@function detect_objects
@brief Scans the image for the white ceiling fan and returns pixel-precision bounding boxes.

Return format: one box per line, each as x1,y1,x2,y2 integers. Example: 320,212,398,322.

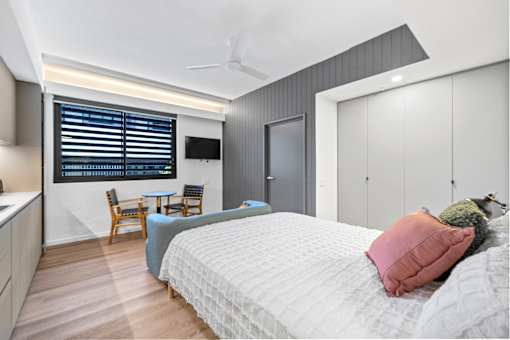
186,34,269,81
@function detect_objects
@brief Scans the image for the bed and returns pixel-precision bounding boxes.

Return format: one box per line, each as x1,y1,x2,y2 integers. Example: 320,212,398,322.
159,212,443,338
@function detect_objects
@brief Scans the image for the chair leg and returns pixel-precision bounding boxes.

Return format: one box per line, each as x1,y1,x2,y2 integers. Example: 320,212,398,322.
140,215,147,239
108,220,116,245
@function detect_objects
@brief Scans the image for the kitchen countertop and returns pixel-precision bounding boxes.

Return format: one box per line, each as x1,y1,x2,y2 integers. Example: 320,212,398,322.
0,192,42,227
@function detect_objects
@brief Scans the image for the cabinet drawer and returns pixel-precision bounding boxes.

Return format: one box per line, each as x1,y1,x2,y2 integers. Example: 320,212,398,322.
11,206,30,324
0,280,12,340
0,221,11,292
11,196,43,326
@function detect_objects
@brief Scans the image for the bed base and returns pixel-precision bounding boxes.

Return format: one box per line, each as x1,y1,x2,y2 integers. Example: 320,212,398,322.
168,283,178,299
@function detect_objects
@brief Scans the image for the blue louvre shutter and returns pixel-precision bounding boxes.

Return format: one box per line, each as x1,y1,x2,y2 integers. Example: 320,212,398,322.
125,112,175,177
59,104,125,178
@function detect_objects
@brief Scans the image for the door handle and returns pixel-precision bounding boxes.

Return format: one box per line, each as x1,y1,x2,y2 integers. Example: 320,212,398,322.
266,176,275,181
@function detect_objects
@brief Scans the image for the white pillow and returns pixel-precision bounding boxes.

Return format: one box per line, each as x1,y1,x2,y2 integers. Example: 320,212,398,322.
414,244,509,338
477,213,509,253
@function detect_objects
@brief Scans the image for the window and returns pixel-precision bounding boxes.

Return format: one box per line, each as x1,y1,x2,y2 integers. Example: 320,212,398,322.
54,97,176,182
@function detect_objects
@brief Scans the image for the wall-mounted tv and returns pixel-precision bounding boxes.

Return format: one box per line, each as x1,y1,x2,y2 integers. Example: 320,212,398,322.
185,136,221,160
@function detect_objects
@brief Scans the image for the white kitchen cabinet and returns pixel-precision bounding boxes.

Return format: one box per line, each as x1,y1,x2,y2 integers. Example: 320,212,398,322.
0,193,42,339
12,196,42,325
0,221,11,294
0,280,12,340
0,58,15,145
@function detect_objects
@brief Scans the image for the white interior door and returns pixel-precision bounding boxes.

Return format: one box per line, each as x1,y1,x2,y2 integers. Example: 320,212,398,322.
367,89,404,230
338,97,367,226
403,77,453,215
452,62,509,205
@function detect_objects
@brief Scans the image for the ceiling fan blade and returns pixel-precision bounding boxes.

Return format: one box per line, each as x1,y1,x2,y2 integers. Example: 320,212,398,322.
227,33,247,61
186,64,222,70
238,64,269,81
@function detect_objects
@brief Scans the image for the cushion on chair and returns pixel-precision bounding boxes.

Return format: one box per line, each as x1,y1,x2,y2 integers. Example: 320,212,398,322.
166,203,185,210
121,207,149,215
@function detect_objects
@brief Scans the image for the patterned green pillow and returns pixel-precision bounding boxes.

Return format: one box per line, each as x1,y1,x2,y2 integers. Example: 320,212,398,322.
439,199,489,257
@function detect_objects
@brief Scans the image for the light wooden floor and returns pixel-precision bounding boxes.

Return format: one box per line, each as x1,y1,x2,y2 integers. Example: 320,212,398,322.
12,232,216,340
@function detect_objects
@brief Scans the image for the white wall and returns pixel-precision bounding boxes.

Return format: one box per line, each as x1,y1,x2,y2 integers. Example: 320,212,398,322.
315,94,338,221
44,92,223,246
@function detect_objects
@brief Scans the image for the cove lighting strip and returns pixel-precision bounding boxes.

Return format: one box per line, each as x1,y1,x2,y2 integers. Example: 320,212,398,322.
44,64,226,113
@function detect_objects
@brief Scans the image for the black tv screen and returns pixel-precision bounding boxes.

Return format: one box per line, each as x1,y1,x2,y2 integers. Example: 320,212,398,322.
185,136,221,160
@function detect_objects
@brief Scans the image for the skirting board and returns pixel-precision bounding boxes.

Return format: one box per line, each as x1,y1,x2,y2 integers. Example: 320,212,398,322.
45,225,142,247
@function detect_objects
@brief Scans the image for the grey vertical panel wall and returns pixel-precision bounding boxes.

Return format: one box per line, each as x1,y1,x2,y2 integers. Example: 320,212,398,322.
223,25,428,215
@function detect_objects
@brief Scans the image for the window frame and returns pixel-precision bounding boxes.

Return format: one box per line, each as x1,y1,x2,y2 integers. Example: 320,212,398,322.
53,96,177,183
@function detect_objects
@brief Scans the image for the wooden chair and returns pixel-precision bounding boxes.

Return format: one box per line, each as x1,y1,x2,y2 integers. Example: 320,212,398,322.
164,185,204,217
106,189,148,244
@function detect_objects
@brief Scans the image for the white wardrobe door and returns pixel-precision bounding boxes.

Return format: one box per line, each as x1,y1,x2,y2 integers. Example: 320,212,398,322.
338,97,367,227
453,62,509,204
367,89,405,230
403,77,452,215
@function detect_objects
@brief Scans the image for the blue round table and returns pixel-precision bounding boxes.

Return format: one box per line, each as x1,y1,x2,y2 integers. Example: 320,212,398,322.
142,191,176,214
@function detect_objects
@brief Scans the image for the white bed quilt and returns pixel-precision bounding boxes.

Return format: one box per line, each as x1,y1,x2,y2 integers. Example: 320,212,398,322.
159,212,440,338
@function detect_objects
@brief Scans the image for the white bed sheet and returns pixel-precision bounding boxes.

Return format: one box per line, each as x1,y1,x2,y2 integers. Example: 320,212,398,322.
159,212,441,338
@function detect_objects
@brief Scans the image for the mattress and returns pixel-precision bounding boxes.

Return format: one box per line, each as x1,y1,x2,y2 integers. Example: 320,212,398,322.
159,212,441,338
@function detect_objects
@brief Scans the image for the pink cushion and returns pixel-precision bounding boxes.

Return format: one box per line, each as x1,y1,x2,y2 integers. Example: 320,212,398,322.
366,212,474,296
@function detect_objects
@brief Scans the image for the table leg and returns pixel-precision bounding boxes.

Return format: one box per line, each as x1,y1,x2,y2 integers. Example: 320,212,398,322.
156,197,161,214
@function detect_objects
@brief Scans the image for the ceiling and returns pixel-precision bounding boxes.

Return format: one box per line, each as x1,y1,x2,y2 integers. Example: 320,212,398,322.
26,0,405,99
320,0,509,102
0,0,38,82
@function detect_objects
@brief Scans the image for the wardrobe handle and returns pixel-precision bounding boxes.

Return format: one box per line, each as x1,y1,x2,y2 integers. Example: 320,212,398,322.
365,176,369,182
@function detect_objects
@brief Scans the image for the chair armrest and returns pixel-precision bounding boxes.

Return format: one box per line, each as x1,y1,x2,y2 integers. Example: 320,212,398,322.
118,198,144,204
111,204,122,215
182,196,203,204
114,198,146,214
137,199,146,213
165,195,182,205
165,195,202,205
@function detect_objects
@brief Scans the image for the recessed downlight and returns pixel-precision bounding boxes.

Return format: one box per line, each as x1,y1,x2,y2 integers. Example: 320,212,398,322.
391,74,403,82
